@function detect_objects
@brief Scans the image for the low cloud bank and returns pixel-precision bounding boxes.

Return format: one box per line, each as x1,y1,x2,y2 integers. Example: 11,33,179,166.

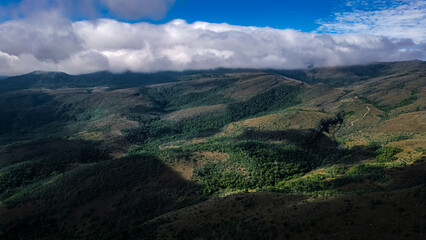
0,17,424,76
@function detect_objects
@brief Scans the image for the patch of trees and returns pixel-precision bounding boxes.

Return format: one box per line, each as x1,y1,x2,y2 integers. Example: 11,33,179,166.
375,146,403,163
226,85,301,121
359,89,419,114
124,85,302,144
0,140,110,201
1,153,202,240
192,138,342,194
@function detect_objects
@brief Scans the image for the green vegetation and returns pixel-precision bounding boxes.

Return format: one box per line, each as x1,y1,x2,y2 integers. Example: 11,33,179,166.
277,174,328,193
270,62,396,87
190,133,343,194
264,163,387,193
368,134,413,147
226,85,301,121
0,92,60,135
123,120,180,145
1,153,203,240
124,85,302,144
341,111,355,125
375,146,403,163
334,164,387,184
0,140,110,201
325,166,348,177
360,88,419,113
140,77,237,110
0,71,189,94
0,61,425,239
165,87,234,110
416,147,426,154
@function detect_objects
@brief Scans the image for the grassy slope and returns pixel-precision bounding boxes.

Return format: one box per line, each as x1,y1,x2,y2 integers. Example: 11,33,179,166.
0,60,425,239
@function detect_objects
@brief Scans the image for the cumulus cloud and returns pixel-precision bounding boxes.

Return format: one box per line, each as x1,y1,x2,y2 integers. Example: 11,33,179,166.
0,0,98,20
317,0,426,43
0,17,424,76
102,0,175,20
0,11,82,61
0,0,175,21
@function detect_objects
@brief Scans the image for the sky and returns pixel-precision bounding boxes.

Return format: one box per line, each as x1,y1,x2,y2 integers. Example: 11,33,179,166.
0,0,424,75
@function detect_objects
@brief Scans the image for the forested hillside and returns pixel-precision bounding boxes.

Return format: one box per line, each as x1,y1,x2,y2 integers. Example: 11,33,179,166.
0,60,425,239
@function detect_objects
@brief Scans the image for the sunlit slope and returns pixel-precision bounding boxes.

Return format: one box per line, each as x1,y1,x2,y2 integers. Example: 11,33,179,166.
0,60,424,239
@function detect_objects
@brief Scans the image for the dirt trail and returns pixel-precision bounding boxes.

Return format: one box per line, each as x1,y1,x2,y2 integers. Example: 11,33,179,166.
350,105,371,127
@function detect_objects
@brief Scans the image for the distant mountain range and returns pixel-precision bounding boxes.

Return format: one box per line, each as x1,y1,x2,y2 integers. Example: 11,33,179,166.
1,60,424,92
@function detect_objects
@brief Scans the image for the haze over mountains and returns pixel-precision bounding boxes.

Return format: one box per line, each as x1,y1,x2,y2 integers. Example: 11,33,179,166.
0,60,424,239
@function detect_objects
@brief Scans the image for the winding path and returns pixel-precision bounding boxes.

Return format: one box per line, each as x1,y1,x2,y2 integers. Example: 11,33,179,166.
350,105,371,127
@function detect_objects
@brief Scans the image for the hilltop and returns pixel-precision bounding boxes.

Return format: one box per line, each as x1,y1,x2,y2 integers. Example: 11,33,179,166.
0,60,425,239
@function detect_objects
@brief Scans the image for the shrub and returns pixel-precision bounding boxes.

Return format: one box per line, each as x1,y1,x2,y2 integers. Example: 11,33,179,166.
276,174,328,193
325,166,348,178
375,147,403,162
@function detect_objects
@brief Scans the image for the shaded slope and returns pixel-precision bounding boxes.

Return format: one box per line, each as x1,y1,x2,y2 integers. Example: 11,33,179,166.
152,180,425,240
0,60,424,239
270,60,425,87
0,153,202,240
0,71,188,93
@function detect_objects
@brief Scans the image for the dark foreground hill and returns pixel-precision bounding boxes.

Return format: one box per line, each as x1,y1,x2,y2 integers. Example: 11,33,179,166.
0,60,425,239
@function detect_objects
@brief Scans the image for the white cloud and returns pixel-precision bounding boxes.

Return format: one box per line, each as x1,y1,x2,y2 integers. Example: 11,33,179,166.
0,11,82,61
0,0,175,21
0,0,98,20
0,17,424,76
101,0,175,20
317,0,426,43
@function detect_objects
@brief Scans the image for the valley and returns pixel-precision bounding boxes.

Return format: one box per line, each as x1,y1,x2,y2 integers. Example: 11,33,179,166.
0,60,425,239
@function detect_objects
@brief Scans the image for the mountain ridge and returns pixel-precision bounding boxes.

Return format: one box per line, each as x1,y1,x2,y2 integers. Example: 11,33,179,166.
0,60,424,239
1,60,424,93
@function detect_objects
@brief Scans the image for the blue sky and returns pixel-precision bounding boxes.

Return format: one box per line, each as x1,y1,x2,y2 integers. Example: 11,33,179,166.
148,0,335,31
0,0,393,31
0,0,424,75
